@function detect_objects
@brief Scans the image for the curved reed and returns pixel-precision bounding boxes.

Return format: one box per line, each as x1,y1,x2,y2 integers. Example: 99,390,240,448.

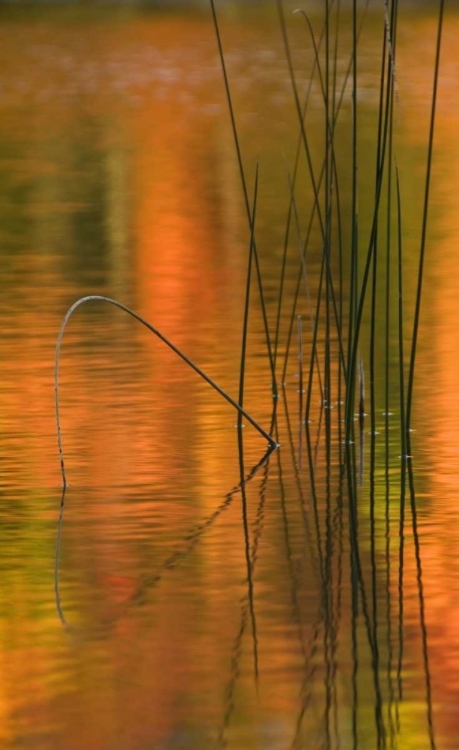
54,295,279,487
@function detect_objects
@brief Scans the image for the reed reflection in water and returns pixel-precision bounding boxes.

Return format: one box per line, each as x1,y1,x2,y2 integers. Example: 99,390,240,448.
51,397,440,749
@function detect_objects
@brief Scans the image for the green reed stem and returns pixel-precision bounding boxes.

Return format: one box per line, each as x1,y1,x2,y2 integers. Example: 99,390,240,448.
210,0,277,397
395,162,407,459
405,0,445,435
238,165,259,428
345,3,400,442
273,12,329,374
346,0,359,436
369,17,388,438
285,167,324,404
280,1,370,391
290,10,347,414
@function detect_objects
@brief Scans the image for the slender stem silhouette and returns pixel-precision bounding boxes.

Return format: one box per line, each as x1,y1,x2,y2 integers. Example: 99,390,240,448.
55,295,278,486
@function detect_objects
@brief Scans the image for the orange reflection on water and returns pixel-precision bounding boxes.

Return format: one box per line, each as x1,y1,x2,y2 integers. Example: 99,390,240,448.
0,6,459,750
394,10,459,745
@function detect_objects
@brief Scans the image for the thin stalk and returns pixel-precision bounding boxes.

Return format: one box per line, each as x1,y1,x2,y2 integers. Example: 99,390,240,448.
55,295,278,486
344,40,397,442
396,163,407,459
395,157,407,718
285,166,324,402
293,9,347,386
276,0,325,242
405,0,445,433
238,165,259,427
298,314,304,466
369,15,389,440
280,0,371,389
273,12,330,372
384,7,397,720
347,0,359,426
282,174,323,396
209,0,277,397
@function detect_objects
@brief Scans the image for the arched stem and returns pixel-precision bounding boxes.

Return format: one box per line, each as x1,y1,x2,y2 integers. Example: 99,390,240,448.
55,295,279,487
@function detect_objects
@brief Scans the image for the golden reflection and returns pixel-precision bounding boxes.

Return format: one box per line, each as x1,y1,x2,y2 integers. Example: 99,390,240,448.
394,11,459,746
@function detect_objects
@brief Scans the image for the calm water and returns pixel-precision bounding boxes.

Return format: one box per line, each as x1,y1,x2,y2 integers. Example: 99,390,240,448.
1,4,458,749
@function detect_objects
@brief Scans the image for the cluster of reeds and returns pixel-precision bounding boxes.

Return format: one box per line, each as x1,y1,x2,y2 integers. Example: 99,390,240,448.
208,0,445,746
210,0,444,465
54,1,445,745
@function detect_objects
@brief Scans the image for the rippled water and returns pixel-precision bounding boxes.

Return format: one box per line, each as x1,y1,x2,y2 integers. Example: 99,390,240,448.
1,4,458,749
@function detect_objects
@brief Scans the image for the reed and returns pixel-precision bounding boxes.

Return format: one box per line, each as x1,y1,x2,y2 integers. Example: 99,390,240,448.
55,295,278,487
210,0,278,397
405,0,445,439
237,164,259,430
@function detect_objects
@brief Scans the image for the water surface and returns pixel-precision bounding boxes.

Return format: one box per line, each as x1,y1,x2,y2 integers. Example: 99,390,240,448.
0,4,458,749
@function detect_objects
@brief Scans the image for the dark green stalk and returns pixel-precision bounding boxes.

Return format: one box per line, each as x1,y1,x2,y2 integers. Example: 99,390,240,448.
324,0,332,410
403,6,444,729
285,167,324,404
305,256,326,424
285,11,348,423
278,8,348,418
281,262,304,388
383,3,398,729
395,163,407,459
323,11,335,738
384,45,392,428
238,165,259,428
369,15,389,440
395,156,407,716
298,315,304,398
332,0,341,123
346,0,359,428
277,1,326,421
344,39,397,443
332,0,370,123
273,14,329,373
280,1,371,390
298,314,304,466
276,0,325,242
405,0,445,434
293,9,347,389
209,0,277,397
332,145,345,457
